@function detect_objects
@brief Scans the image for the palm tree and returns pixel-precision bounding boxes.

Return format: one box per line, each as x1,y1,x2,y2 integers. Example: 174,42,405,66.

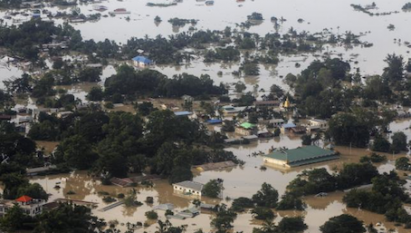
260,219,277,233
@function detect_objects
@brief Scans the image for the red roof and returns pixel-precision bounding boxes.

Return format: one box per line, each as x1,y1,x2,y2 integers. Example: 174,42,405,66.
16,195,32,202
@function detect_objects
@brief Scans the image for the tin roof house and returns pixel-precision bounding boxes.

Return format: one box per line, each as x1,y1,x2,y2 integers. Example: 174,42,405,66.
172,181,204,196
132,56,153,68
263,145,338,168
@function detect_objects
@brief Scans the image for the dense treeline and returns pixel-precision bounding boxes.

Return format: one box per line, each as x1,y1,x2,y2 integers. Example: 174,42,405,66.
0,203,107,233
286,162,378,196
103,65,227,100
343,173,411,227
0,0,21,8
27,108,238,183
0,122,50,200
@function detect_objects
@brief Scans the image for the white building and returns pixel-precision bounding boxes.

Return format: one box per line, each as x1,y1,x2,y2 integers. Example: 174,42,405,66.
172,181,203,196
269,119,285,127
0,196,46,217
306,119,328,133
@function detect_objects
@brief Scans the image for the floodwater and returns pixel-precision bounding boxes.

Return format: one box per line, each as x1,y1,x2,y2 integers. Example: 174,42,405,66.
2,0,411,232
30,127,411,232
1,0,411,100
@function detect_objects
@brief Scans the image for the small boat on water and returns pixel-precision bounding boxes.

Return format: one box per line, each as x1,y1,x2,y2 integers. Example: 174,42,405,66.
205,1,214,5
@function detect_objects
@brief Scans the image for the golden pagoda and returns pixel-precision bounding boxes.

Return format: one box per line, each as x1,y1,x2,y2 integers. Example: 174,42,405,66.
283,96,290,108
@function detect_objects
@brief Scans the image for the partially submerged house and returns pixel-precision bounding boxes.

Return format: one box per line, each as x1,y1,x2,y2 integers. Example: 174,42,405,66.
307,119,328,131
235,122,258,136
193,161,236,172
172,181,203,196
221,105,246,115
0,196,46,217
153,203,174,211
174,111,193,117
290,126,306,134
207,119,223,125
268,119,285,127
280,123,296,134
26,165,57,176
263,145,339,168
132,56,153,68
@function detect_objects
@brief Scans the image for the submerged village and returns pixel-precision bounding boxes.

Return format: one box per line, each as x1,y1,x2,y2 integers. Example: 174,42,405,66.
1,0,411,233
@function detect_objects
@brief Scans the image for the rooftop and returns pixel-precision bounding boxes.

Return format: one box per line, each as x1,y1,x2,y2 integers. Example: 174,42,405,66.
16,195,33,203
207,119,223,124
282,123,296,129
174,111,192,116
240,122,256,129
264,146,337,166
173,181,203,192
132,56,152,64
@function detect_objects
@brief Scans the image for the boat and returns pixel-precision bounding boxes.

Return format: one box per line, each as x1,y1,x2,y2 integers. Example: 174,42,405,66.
205,1,214,5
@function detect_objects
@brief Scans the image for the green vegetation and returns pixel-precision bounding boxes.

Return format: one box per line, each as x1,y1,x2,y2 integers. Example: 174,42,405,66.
287,163,378,196
248,12,264,21
204,46,241,62
147,2,177,7
343,172,411,225
360,153,387,163
202,179,222,198
0,0,22,8
403,3,411,10
168,18,198,27
103,65,227,100
211,204,237,232
253,217,307,233
252,183,279,208
0,203,107,232
251,207,274,220
320,214,366,233
241,60,260,76
157,220,186,233
0,204,35,232
231,197,254,212
276,192,306,210
23,108,239,183
145,210,158,220
395,157,411,171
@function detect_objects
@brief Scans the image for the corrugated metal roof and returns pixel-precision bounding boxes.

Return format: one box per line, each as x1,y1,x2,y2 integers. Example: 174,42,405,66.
173,181,203,191
132,56,152,64
264,146,336,164
174,111,192,116
240,122,256,129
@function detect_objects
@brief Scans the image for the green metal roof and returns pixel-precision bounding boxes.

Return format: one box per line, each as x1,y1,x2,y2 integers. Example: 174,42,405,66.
264,146,337,166
240,122,256,129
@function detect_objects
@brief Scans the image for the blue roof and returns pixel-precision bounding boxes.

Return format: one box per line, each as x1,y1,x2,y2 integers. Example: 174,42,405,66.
174,111,192,116
132,56,152,64
282,123,296,129
207,119,222,124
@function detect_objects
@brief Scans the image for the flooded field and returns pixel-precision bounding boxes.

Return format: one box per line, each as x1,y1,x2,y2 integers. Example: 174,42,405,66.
1,0,411,99
30,128,411,232
2,0,411,232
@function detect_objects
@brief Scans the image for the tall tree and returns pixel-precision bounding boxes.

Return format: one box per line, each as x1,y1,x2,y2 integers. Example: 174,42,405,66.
320,214,366,233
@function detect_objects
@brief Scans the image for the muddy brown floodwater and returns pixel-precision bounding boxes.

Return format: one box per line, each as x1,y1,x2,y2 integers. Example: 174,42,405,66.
30,119,411,233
